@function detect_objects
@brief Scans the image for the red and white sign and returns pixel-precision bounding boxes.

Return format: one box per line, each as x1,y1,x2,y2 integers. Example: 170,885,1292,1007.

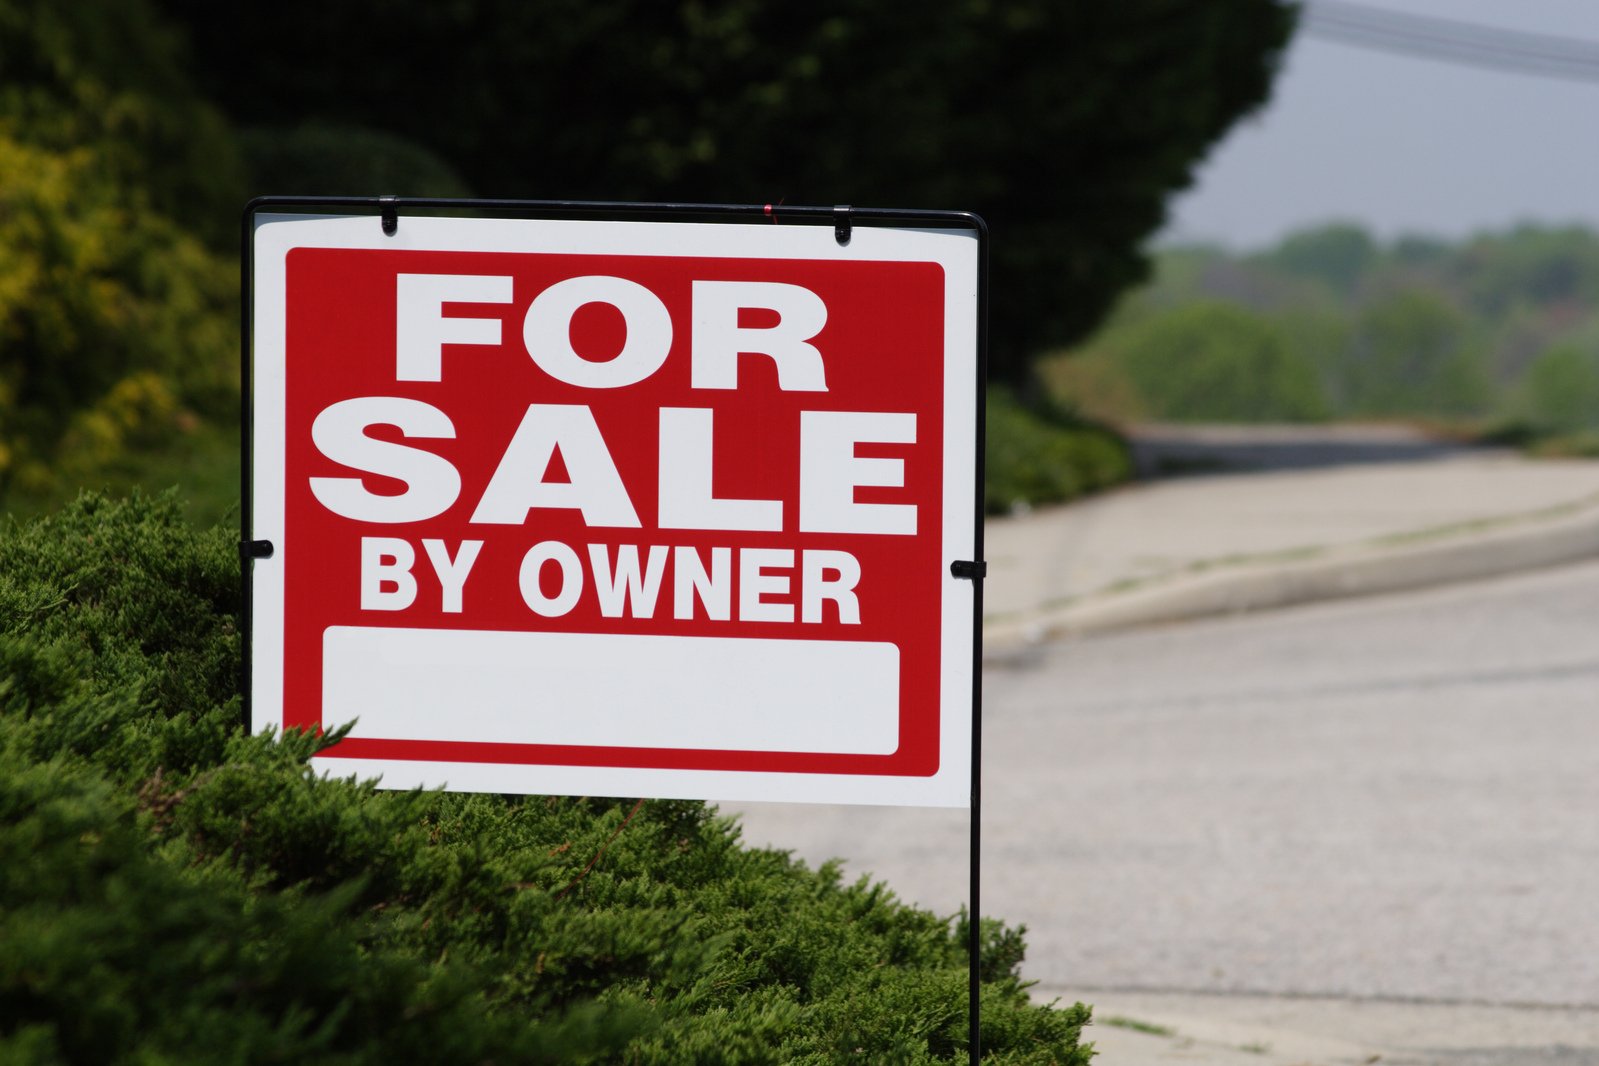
249,212,978,806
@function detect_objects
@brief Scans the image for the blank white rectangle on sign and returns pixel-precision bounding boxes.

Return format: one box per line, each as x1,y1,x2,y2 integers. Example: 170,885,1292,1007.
324,627,900,755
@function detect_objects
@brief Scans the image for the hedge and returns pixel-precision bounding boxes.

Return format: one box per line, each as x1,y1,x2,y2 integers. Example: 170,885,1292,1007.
0,492,1093,1064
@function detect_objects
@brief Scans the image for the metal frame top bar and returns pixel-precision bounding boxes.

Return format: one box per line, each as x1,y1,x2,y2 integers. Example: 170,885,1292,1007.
244,194,986,234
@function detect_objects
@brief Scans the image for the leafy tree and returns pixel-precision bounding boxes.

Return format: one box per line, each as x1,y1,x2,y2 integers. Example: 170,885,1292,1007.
1521,343,1599,433
1052,223,1599,430
1345,288,1490,418
159,0,1297,384
1391,234,1450,269
1454,225,1599,317
1078,301,1328,422
1257,222,1377,296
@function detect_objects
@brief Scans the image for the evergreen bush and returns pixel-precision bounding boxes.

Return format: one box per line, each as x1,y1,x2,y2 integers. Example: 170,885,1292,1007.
0,492,1093,1064
985,391,1131,514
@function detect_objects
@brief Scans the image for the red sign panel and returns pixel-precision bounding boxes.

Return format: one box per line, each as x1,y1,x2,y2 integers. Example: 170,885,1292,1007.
249,213,978,806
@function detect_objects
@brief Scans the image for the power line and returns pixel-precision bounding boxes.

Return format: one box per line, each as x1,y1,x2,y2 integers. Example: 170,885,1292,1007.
1301,0,1599,85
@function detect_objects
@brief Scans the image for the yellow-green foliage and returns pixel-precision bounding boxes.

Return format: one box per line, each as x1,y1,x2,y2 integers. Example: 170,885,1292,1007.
0,494,1095,1064
0,0,245,232
0,0,241,509
0,136,235,501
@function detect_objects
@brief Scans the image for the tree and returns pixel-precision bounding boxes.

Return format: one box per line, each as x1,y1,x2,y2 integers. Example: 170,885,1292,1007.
1089,301,1329,422
1346,288,1491,418
158,0,1297,384
1258,222,1378,296
1454,225,1599,317
1522,343,1599,433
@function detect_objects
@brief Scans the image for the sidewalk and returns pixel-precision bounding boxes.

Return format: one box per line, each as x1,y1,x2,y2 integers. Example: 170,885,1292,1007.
1045,988,1599,1066
984,445,1599,647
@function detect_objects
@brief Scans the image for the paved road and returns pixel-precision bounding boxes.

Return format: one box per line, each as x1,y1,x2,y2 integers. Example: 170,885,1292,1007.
1127,421,1477,477
730,559,1599,1062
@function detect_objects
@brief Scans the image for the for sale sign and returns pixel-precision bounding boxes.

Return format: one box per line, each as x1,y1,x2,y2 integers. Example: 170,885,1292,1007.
247,208,980,806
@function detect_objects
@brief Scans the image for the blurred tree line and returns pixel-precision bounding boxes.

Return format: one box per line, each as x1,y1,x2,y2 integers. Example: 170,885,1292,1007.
1047,222,1599,448
0,0,1295,516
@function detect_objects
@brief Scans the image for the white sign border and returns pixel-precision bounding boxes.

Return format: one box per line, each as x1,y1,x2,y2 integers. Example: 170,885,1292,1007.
249,211,979,807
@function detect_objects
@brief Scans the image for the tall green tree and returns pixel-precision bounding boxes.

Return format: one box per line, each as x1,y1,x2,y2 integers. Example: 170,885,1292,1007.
159,0,1296,384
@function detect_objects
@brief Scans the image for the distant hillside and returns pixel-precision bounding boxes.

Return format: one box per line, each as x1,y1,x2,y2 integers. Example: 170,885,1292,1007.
1044,223,1599,446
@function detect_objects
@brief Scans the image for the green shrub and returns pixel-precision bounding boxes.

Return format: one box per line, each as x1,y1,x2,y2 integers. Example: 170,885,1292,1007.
0,0,247,241
986,389,1131,514
1341,289,1492,418
1091,302,1330,423
0,493,1094,1064
0,0,242,514
1520,343,1599,434
0,133,237,508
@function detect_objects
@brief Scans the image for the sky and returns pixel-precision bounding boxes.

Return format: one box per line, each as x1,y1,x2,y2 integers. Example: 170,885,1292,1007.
1163,0,1599,250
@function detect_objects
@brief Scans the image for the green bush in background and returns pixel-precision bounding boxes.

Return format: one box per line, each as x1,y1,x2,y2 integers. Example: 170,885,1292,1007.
1072,302,1329,424
0,0,240,514
0,494,1095,1064
1340,289,1491,418
1046,302,1330,425
985,390,1131,514
0,136,235,503
1520,344,1599,435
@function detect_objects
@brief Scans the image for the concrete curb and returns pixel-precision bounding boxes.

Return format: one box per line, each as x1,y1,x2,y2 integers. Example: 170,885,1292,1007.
984,495,1599,648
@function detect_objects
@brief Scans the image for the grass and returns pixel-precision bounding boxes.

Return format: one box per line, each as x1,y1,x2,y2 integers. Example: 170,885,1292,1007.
1370,490,1599,548
1098,1015,1176,1037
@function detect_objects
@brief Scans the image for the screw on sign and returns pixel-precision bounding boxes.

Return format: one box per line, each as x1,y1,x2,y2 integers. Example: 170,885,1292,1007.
246,207,980,808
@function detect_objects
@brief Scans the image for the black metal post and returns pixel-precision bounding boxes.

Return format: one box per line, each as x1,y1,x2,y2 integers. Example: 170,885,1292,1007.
970,716,983,1064
969,213,990,1064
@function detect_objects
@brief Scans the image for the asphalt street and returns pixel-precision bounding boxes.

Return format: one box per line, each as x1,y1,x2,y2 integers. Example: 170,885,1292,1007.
730,558,1599,1062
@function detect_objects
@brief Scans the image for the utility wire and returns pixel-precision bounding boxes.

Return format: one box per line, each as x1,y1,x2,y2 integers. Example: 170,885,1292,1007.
1301,0,1599,84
